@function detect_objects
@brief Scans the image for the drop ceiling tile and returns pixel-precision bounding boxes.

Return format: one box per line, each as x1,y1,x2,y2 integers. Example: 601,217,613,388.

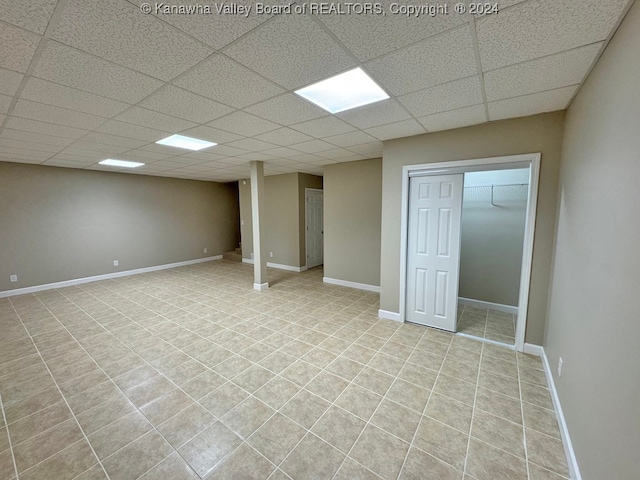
418,104,487,132
0,155,44,164
152,7,269,50
0,0,58,34
65,142,129,155
0,114,5,124
315,148,361,160
207,145,251,157
398,76,484,117
118,148,175,160
225,15,355,89
139,86,234,123
290,116,357,138
179,125,243,145
488,85,578,121
0,128,75,147
133,143,186,156
366,25,477,95
114,107,197,132
175,54,284,108
0,22,41,73
365,119,427,141
208,111,280,136
95,119,168,142
0,138,63,154
224,138,278,152
181,151,227,163
43,159,96,168
336,99,411,129
262,147,303,158
289,139,335,154
253,127,314,147
236,152,277,161
51,0,212,80
245,94,327,126
20,77,131,117
0,67,24,96
476,0,629,71
4,116,90,139
34,42,163,103
0,94,11,114
484,43,603,101
347,141,383,156
324,131,378,148
81,132,147,149
318,6,466,62
12,99,107,130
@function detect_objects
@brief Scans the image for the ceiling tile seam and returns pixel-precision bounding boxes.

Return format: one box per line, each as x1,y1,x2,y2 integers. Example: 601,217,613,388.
563,0,637,109
0,117,91,141
0,0,72,136
480,40,607,75
486,84,581,106
0,128,79,148
466,14,490,123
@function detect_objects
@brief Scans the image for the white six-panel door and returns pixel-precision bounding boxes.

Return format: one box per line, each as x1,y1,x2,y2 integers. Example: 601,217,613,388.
306,189,324,268
406,174,464,331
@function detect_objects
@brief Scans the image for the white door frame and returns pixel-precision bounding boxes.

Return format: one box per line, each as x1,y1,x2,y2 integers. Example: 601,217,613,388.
399,153,541,352
305,188,323,269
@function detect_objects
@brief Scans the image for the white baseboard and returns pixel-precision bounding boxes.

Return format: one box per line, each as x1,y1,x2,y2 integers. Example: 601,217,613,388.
458,297,518,315
0,256,223,298
322,277,380,293
378,309,402,322
531,346,582,480
253,282,269,291
242,258,305,272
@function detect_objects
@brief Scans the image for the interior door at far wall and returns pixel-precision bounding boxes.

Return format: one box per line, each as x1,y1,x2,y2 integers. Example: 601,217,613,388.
306,189,323,268
406,174,464,331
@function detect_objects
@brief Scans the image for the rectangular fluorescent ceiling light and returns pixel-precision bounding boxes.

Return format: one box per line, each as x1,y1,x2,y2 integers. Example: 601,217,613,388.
156,134,217,151
99,159,145,168
295,67,389,114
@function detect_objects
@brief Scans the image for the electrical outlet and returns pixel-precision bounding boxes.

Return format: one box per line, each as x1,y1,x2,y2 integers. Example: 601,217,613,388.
269,252,273,258
203,248,207,254
113,260,119,267
10,274,17,283
558,357,563,377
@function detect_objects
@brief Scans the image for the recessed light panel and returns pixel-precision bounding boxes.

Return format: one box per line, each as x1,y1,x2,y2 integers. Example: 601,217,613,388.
295,68,389,114
156,134,217,151
99,159,145,168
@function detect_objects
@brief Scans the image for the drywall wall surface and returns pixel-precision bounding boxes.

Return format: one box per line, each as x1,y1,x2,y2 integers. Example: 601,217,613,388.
545,2,640,478
381,111,564,344
324,158,382,287
0,162,239,292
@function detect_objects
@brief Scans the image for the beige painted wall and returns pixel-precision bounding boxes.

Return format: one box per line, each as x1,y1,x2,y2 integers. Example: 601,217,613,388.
544,2,640,478
239,172,322,268
324,158,382,287
381,112,565,344
0,162,239,292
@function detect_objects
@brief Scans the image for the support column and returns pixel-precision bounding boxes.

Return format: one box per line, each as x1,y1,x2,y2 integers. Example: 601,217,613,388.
250,161,268,290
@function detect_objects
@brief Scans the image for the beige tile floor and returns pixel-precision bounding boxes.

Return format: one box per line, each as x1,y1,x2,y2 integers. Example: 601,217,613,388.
457,305,517,346
0,260,569,480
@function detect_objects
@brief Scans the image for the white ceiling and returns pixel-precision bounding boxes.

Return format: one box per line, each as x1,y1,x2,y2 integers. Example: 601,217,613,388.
0,0,633,182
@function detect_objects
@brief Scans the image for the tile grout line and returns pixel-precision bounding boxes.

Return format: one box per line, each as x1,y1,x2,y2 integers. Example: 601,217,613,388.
462,340,485,476
395,332,458,479
7,298,110,480
0,393,20,480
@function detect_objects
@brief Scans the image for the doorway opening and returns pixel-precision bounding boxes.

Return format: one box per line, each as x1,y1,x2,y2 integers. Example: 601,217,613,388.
305,188,324,269
400,153,540,352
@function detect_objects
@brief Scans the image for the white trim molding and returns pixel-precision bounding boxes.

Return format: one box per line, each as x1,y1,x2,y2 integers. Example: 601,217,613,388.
523,345,582,480
378,309,402,322
323,277,380,293
0,255,223,298
253,282,269,291
242,258,306,272
458,297,518,315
